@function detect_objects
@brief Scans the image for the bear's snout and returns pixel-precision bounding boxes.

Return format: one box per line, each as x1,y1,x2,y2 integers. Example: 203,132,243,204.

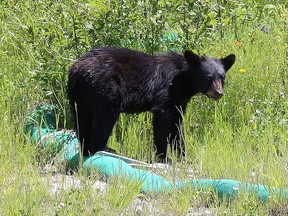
206,79,223,100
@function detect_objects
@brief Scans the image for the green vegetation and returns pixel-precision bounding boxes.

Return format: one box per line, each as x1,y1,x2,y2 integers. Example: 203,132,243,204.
0,0,287,215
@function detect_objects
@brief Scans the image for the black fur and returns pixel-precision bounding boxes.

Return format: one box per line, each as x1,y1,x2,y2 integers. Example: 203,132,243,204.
67,47,235,160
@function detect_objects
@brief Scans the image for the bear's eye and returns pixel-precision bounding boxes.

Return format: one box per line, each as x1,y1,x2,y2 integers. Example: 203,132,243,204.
207,75,213,81
219,74,225,80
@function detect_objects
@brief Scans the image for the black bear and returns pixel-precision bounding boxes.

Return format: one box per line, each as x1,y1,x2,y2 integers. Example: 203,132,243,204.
67,47,235,161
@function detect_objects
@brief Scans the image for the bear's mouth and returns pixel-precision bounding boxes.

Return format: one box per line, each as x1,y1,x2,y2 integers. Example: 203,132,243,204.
206,93,223,100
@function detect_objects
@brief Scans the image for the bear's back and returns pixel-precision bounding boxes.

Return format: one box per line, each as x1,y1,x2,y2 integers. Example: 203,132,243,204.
67,47,189,113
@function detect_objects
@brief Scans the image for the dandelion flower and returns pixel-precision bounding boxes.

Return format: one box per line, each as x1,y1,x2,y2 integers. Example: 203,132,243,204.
239,68,246,73
235,41,241,47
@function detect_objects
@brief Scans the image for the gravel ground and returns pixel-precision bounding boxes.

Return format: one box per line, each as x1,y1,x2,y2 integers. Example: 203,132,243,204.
40,163,213,215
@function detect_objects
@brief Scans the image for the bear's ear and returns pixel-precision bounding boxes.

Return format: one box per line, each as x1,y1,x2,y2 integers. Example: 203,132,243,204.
184,50,201,67
221,54,236,72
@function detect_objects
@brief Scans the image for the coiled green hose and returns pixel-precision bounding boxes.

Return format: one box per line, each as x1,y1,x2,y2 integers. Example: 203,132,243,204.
25,105,288,202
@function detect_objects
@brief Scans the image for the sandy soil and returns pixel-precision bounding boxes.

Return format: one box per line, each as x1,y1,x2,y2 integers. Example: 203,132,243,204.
40,163,213,215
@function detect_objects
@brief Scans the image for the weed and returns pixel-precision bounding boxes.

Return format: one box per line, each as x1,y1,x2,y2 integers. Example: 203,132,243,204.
0,0,287,214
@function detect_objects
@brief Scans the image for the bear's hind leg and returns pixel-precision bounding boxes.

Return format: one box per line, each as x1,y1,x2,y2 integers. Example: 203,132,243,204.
75,105,93,156
85,109,120,156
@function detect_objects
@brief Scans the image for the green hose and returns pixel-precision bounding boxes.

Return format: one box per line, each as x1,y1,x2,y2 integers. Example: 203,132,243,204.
25,105,288,202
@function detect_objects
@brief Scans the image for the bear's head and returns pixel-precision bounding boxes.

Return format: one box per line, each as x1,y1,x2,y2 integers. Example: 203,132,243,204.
184,50,235,100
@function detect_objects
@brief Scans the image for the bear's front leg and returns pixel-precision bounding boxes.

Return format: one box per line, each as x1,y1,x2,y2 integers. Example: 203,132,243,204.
169,106,186,159
153,107,185,162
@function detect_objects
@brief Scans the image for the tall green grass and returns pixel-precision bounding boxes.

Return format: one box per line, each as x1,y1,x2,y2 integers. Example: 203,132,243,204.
0,0,287,215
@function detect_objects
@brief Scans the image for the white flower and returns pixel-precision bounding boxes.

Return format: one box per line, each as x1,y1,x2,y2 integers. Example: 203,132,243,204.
255,109,261,115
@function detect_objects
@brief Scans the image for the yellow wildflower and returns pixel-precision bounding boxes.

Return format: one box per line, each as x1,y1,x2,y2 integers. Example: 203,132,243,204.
239,68,246,73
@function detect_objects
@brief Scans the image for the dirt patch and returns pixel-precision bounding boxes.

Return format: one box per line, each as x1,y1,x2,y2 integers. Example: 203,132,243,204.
40,163,213,215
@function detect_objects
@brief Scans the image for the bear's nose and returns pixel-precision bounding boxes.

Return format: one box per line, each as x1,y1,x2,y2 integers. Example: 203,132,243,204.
212,80,223,100
206,79,224,100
